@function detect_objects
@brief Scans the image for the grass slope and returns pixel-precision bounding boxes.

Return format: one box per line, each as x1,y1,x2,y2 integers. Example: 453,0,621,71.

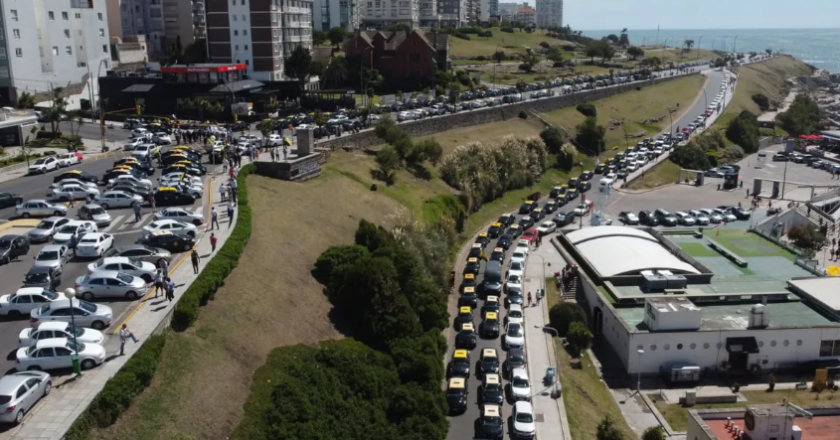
625,160,682,190
449,29,567,58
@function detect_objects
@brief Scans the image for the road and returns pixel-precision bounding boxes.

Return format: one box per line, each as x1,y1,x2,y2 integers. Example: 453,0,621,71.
0,149,215,375
42,121,133,145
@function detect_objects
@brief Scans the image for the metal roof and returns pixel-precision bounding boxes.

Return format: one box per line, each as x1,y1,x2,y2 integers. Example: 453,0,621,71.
121,84,155,93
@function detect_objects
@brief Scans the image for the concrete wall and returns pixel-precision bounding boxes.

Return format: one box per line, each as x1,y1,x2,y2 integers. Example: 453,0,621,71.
753,209,810,237
316,73,699,151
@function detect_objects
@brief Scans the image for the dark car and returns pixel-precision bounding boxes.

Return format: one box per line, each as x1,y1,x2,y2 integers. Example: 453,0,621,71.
639,210,659,226
0,235,30,264
489,248,505,263
579,170,594,181
618,211,639,225
497,234,513,250
518,217,534,230
594,163,606,174
482,296,501,317
549,186,567,199
446,378,468,415
528,208,544,223
487,223,502,238
543,200,557,214
479,405,504,440
518,201,535,214
481,375,505,406
497,214,514,228
455,323,477,350
772,153,789,162
577,180,592,193
475,233,490,249
447,350,471,378
52,170,99,185
0,192,23,209
732,207,751,220
459,286,478,308
505,348,527,373
654,208,678,226
505,286,524,307
479,348,500,375
136,230,195,253
153,187,197,207
464,258,480,276
553,211,575,227
480,312,500,338
111,184,152,201
100,169,137,185
23,265,61,289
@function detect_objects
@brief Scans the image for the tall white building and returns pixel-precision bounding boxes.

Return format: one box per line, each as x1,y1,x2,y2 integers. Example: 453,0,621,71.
207,0,314,83
535,0,561,29
360,0,418,29
106,0,204,59
312,0,358,31
418,0,438,27
0,0,112,102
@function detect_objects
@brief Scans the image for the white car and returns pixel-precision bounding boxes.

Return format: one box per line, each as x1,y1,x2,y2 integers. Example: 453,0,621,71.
50,184,100,201
674,211,696,226
515,240,530,255
27,217,72,243
507,260,525,280
700,208,723,224
154,207,204,226
88,257,157,282
505,322,525,349
159,173,202,187
153,133,172,145
600,173,617,185
49,179,96,190
513,401,537,438
52,221,97,245
714,208,737,222
28,157,59,174
505,273,523,293
15,338,106,372
267,134,283,146
55,153,80,167
238,134,262,145
573,202,591,216
18,322,104,348
689,209,710,225
131,128,149,136
507,304,524,325
0,288,66,316
131,144,155,160
109,174,152,188
75,233,115,258
97,191,143,209
536,220,556,235
626,162,638,172
15,200,67,218
124,138,145,150
510,250,527,267
29,299,113,330
510,368,531,401
143,219,198,238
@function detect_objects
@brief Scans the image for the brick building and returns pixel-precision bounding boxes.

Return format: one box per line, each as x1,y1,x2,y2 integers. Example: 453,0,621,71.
344,29,449,88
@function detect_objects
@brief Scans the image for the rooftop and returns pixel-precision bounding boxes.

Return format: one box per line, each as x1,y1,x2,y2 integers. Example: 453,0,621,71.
788,277,840,314
696,406,840,440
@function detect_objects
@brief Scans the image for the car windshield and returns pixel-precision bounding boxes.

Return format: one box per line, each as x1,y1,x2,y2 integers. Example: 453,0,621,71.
34,158,46,165
0,239,11,249
58,225,78,233
508,325,523,337
510,262,522,271
515,412,534,423
89,207,106,215
78,300,96,313
39,290,58,300
80,238,97,244
66,341,84,352
25,273,48,283
66,325,84,336
116,273,134,284
509,310,522,319
37,220,55,229
512,376,529,388
508,275,521,284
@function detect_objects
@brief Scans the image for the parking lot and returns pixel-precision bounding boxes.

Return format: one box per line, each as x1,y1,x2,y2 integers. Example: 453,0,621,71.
0,148,215,375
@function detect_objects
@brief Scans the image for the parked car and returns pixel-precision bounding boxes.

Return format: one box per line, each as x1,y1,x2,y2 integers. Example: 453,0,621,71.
55,152,81,167
18,322,104,348
32,244,71,274
77,204,112,228
512,401,537,439
15,200,67,218
87,257,157,283
52,221,96,246
97,191,143,209
22,266,61,290
135,230,195,253
75,233,115,258
618,211,639,225
153,208,204,226
0,192,23,209
50,183,99,202
28,157,59,175
0,371,52,425
143,219,197,238
15,338,106,371
29,298,113,330
0,288,66,317
74,270,147,301
102,245,171,266
0,235,30,264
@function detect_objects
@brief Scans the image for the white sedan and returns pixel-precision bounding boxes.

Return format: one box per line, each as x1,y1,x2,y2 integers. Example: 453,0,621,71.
159,173,202,187
536,220,556,235
55,153,80,167
49,179,96,190
507,260,525,280
0,288,66,316
600,173,617,185
505,322,525,349
50,184,100,201
88,257,157,282
18,322,104,348
15,339,106,372
510,250,527,267
505,273,523,293
154,208,204,226
28,157,59,174
75,233,115,258
510,368,531,401
143,219,198,238
110,174,152,188
97,191,144,209
52,221,97,245
700,208,723,224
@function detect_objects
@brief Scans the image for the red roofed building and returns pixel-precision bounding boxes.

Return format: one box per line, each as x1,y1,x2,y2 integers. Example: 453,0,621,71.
514,6,535,25
344,29,450,88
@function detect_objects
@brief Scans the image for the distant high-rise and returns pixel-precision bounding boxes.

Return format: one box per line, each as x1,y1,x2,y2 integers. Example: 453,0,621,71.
312,0,358,31
535,0,561,29
360,0,419,29
106,0,202,59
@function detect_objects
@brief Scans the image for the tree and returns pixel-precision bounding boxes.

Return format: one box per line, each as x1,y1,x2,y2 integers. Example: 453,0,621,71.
567,321,593,352
540,127,564,154
549,303,587,335
17,91,36,109
47,87,68,134
574,116,606,155
312,109,328,127
182,39,208,63
313,29,328,46
284,45,313,92
321,56,349,88
684,39,695,51
725,111,760,153
777,94,821,136
788,224,824,254
375,146,400,185
66,110,85,137
670,143,711,170
599,40,616,62
493,50,505,63
585,44,601,63
751,93,770,111
309,60,325,78
642,426,665,440
257,119,273,147
596,416,624,440
556,143,577,171
606,34,619,43
626,46,644,60
576,103,597,117
327,27,347,48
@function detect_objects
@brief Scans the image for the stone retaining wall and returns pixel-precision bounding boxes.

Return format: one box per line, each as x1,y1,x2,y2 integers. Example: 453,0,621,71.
316,73,700,151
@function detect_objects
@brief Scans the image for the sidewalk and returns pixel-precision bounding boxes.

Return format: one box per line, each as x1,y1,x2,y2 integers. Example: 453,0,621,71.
523,241,571,440
7,167,236,440
0,139,120,185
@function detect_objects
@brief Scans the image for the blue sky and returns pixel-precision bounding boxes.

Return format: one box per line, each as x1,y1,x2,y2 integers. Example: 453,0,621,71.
552,0,840,30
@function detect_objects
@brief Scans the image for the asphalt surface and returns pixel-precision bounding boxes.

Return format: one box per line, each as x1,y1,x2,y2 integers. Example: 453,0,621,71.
47,121,133,144
0,149,215,375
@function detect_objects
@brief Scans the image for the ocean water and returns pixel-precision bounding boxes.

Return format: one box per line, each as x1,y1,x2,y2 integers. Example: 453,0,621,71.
583,28,840,72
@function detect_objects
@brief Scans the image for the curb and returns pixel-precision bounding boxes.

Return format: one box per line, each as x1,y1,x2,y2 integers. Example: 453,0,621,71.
0,219,41,232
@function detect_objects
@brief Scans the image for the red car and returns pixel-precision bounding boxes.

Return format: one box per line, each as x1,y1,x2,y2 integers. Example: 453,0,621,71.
520,229,539,242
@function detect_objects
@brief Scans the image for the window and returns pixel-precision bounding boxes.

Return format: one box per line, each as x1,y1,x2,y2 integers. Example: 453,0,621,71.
12,29,19,39
820,340,840,357
15,47,22,57
150,9,162,18
98,12,103,21
10,10,17,21
49,11,55,20
64,29,70,38
676,343,683,350
409,52,420,62
244,44,248,50
242,14,247,21
0,67,10,78
233,15,237,21
77,61,86,67
0,48,5,59
650,344,656,351
235,45,239,51
234,30,238,36
52,46,59,55
243,30,248,36
62,11,69,20
66,46,72,55
102,44,108,53
75,12,81,18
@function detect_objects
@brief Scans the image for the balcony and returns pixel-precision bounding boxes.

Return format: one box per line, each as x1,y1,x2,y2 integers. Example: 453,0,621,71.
282,7,309,14
283,21,306,28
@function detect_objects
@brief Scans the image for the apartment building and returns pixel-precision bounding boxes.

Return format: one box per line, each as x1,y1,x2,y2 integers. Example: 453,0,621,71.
312,0,358,31
479,0,495,22
206,0,314,83
418,0,438,27
496,1,520,21
360,0,418,29
0,0,112,102
535,0,561,29
106,0,203,58
513,5,534,25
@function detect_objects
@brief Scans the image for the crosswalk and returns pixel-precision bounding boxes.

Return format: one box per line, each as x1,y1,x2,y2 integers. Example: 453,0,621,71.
99,206,205,234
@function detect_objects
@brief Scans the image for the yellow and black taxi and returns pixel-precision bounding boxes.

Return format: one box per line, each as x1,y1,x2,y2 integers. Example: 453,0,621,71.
487,222,503,238
475,232,490,248
455,305,474,330
153,186,197,206
53,170,98,185
566,187,579,200
549,185,567,199
446,377,469,415
459,285,478,309
483,295,501,316
519,199,536,214
480,404,504,440
480,311,500,338
580,170,594,181
135,230,195,253
447,349,471,378
161,153,189,166
455,322,477,350
497,232,513,250
464,257,480,276
162,163,203,177
114,157,140,167
497,214,515,229
481,374,504,407
518,215,534,230
101,168,134,185
489,247,505,264
460,273,476,293
479,347,500,375
506,223,522,239
567,177,580,188
543,199,557,214
529,207,544,222
467,243,483,260
577,179,592,193
113,158,155,176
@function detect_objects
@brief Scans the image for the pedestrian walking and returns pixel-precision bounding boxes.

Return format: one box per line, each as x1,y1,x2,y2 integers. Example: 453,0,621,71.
537,288,543,305
160,258,169,278
133,202,142,222
230,179,238,204
227,202,235,227
210,233,217,252
150,195,156,213
270,149,276,162
191,249,200,274
118,324,139,356
165,277,175,302
219,182,227,203
210,207,220,230
527,291,533,307
153,269,164,298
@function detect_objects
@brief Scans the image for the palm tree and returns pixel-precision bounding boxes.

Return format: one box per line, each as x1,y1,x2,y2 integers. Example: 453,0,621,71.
17,91,36,109
47,87,68,134
684,39,695,51
321,56,348,88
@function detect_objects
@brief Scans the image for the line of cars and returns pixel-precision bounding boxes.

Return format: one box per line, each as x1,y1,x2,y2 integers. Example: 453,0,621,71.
599,137,677,185
26,151,84,175
618,205,751,227
772,151,840,175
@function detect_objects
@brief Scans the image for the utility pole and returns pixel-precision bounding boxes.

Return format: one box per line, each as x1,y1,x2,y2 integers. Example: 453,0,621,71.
697,36,702,59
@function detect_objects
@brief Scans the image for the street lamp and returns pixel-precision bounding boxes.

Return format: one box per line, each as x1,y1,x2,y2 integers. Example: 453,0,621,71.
96,58,110,152
64,288,82,375
623,348,644,401
361,47,373,108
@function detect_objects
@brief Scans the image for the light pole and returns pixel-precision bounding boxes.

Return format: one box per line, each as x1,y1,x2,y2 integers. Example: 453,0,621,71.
733,35,738,55
711,36,717,51
624,348,644,400
64,288,82,375
697,36,702,59
361,47,372,108
96,59,109,152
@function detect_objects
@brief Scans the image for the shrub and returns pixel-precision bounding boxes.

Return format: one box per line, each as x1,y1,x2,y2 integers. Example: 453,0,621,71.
540,127,564,154
518,63,533,72
518,110,528,119
479,30,493,38
576,103,597,117
171,164,255,329
751,93,770,111
670,144,711,170
725,111,760,153
501,27,515,33
562,44,576,52
539,41,550,49
549,302,587,335
65,334,166,439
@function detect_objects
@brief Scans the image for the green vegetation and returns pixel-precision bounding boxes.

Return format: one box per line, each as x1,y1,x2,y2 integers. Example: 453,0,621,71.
704,229,796,260
373,116,443,185
624,160,682,190
448,26,573,58
678,242,718,257
548,302,588,335
725,111,760,153
670,143,711,170
788,224,825,257
777,94,822,136
575,116,607,154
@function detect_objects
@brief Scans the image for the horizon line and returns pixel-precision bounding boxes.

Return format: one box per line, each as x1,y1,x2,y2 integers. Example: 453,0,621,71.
581,27,840,32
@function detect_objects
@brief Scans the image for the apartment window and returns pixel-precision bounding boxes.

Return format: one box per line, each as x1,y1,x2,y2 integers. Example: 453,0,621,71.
99,29,105,37
273,29,279,37
234,30,238,36
49,11,55,20
14,47,21,57
273,44,279,54
235,45,239,51
10,10,17,21
272,14,277,23
242,0,246,4
66,46,72,55
12,29,19,39
242,14,247,21
243,30,248,36
150,9,162,18
77,62,87,67
64,29,70,38
233,15,237,21
52,46,58,55
0,48,5,59
75,12,81,19
101,44,107,53
245,59,249,65
0,67,8,78
61,11,69,20
98,12,103,21
244,44,248,50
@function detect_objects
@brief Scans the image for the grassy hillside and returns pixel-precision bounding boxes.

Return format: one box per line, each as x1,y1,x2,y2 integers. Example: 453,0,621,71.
449,28,571,58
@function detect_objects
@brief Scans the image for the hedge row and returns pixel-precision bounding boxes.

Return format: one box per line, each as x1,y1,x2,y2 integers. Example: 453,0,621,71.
0,150,57,167
64,334,166,440
171,163,255,329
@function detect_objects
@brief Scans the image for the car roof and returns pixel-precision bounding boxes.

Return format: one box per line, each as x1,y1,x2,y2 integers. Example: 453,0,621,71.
39,245,65,252
86,270,120,279
514,400,534,412
15,287,46,296
0,372,49,394
509,304,522,312
35,338,69,349
80,233,107,239
99,257,131,264
35,321,70,331
509,347,525,357
512,367,528,378
483,405,501,417
482,348,497,357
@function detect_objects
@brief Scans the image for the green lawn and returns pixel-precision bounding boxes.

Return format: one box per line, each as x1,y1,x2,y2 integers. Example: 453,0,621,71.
625,160,682,190
705,229,796,260
643,48,720,64
449,28,573,58
678,242,718,257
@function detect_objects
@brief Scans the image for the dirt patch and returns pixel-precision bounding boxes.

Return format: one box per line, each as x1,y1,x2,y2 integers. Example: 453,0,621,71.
92,171,402,440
